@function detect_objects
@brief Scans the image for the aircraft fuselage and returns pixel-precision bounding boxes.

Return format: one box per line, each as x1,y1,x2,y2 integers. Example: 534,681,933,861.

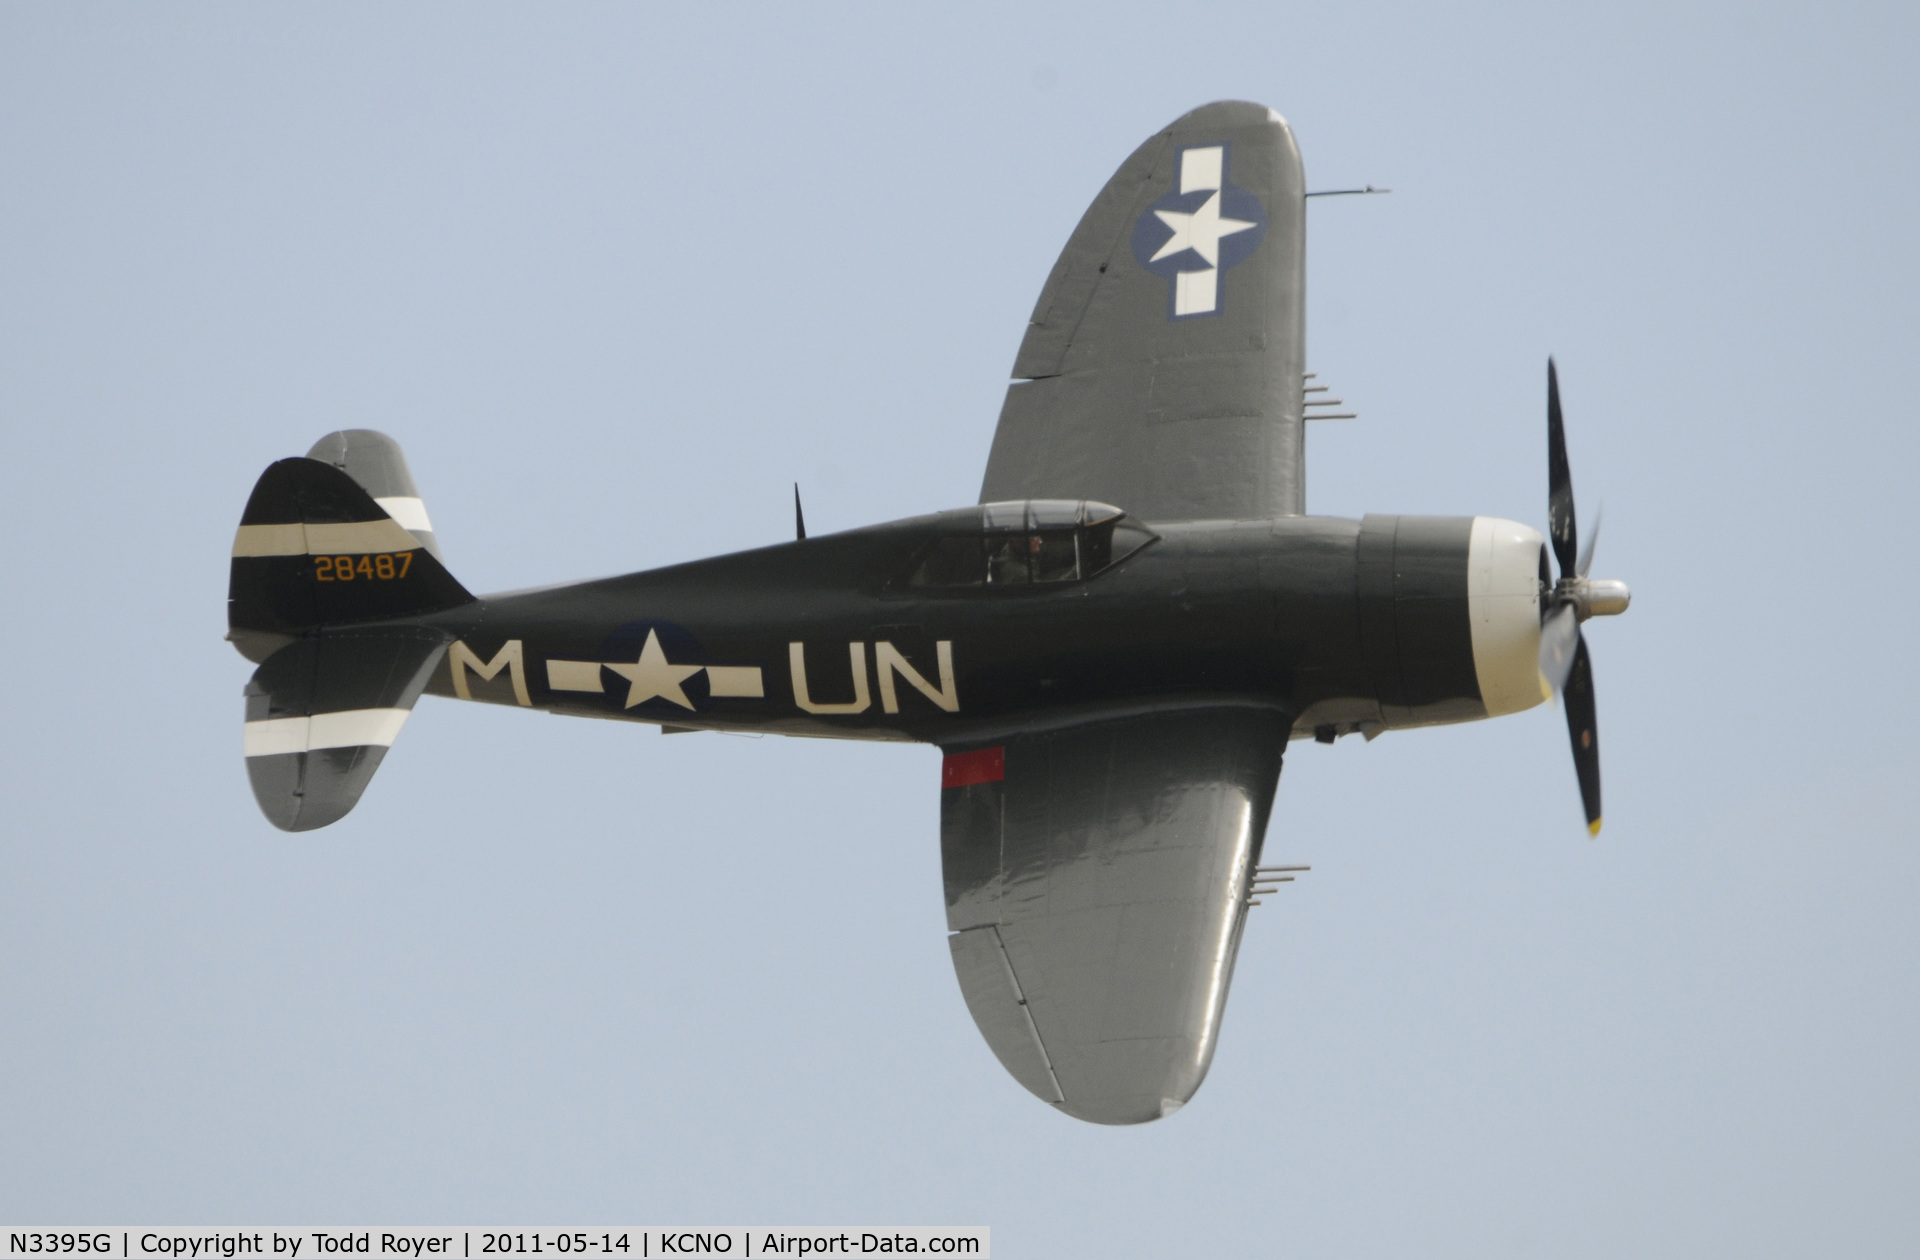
414,509,1546,747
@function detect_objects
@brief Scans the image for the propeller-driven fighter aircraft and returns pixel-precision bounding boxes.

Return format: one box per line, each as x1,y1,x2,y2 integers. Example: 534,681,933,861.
227,101,1629,1125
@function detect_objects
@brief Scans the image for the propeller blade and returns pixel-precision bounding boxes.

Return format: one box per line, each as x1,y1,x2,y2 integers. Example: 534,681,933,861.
1538,602,1581,693
1562,632,1602,835
1576,505,1602,579
1547,358,1578,581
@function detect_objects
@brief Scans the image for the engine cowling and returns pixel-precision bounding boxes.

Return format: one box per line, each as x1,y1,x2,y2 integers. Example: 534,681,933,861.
1349,514,1546,729
1467,516,1550,718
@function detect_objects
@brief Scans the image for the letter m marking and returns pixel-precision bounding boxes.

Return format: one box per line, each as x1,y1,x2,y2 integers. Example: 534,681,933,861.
449,639,531,707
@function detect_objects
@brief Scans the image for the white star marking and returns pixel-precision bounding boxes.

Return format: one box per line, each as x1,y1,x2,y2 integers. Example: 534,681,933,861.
1150,191,1256,267
603,629,703,710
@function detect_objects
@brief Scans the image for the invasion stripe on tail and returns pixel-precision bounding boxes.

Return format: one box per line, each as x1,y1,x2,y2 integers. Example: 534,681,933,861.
231,517,422,558
243,708,413,757
243,629,449,832
373,495,433,534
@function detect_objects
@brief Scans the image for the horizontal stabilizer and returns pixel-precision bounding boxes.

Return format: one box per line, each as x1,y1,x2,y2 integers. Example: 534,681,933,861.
244,628,449,831
305,429,446,562
228,457,473,660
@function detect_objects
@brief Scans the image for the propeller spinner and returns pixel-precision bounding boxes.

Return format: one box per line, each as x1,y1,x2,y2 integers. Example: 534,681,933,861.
1538,359,1631,835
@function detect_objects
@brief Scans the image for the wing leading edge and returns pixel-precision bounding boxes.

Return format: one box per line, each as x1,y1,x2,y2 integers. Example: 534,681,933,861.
941,706,1287,1123
980,101,1307,523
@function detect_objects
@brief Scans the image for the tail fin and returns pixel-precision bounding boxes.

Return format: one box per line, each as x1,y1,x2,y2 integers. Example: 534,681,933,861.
227,441,473,663
229,431,472,830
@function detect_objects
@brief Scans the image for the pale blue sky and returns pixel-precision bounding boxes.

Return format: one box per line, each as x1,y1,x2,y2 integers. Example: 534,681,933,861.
2,3,1915,1255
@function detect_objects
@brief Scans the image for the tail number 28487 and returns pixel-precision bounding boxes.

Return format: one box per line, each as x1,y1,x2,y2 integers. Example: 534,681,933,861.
315,552,414,581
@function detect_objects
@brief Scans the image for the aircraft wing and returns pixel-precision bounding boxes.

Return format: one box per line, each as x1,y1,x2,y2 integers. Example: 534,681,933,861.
980,101,1307,522
941,706,1287,1123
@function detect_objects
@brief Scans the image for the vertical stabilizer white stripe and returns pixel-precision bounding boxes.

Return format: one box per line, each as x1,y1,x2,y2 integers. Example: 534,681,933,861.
231,523,307,557
231,518,420,557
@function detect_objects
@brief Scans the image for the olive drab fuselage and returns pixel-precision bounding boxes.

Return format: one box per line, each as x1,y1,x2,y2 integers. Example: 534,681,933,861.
413,507,1521,747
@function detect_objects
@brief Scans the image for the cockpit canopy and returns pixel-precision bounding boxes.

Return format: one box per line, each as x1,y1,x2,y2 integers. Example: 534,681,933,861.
904,500,1157,588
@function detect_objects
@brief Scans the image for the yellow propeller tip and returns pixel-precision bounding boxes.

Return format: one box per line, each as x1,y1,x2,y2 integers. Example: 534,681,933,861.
1588,818,1603,837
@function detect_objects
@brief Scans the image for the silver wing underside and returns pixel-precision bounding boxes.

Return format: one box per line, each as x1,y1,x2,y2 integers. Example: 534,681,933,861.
941,707,1287,1124
948,101,1307,1123
980,101,1307,523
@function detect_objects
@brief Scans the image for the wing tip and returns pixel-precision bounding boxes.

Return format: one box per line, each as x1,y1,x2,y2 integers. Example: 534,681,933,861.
1169,99,1292,134
1052,1090,1194,1125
